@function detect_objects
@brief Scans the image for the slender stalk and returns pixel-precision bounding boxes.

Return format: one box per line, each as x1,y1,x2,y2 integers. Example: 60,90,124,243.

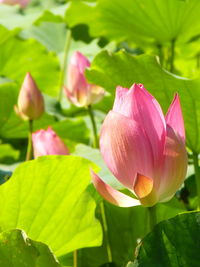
26,119,33,161
170,39,176,73
58,29,72,103
100,201,113,263
73,250,77,267
87,105,112,262
87,105,99,148
148,205,157,232
157,44,163,67
193,152,200,209
196,53,200,69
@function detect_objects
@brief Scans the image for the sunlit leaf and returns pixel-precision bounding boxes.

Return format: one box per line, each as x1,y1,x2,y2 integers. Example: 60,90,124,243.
0,156,102,257
0,229,61,267
0,144,20,164
60,197,185,267
0,26,60,96
66,0,200,46
86,50,200,153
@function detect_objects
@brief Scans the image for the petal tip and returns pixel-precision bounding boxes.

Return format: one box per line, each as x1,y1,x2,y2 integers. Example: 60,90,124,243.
91,171,140,207
134,173,153,199
165,93,185,143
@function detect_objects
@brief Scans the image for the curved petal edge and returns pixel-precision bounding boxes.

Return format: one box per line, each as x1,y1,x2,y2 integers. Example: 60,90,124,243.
91,170,140,207
165,93,185,143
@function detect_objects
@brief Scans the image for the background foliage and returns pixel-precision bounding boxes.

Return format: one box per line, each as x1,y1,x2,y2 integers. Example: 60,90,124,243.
0,0,200,266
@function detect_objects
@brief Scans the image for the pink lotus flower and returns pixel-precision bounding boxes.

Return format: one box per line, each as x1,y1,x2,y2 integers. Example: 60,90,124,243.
0,0,30,8
92,84,187,207
64,51,104,107
14,73,44,120
32,127,69,158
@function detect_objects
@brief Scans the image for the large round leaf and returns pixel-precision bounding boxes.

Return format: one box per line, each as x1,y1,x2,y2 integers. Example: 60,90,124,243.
133,212,200,266
66,0,200,46
0,229,61,267
0,156,102,257
0,3,67,30
0,81,18,131
0,25,60,96
59,192,185,267
86,50,200,153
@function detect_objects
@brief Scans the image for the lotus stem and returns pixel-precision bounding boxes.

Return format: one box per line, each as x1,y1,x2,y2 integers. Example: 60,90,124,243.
87,105,112,262
193,152,200,209
100,201,113,263
26,119,33,161
58,29,72,103
73,250,77,267
87,105,99,148
196,53,200,69
148,205,157,232
157,44,163,67
170,39,176,73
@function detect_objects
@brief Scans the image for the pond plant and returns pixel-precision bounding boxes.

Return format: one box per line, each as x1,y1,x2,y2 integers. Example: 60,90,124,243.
0,0,200,266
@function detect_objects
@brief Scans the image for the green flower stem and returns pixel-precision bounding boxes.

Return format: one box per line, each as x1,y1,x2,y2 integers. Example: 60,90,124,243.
193,152,200,209
73,250,77,267
87,105,112,263
170,39,176,73
100,201,113,263
58,29,72,103
71,105,98,266
196,53,200,69
148,205,157,232
59,28,74,266
157,44,163,67
26,119,33,161
87,105,99,148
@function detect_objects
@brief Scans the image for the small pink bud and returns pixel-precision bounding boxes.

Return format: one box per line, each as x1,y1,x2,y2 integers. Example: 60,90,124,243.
15,73,44,120
64,51,104,107
32,127,70,158
92,84,187,207
0,0,30,8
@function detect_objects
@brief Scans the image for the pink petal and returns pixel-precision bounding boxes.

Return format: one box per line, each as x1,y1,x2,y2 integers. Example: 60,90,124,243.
32,127,69,158
64,87,79,106
113,86,129,113
67,65,88,92
133,173,158,207
64,86,88,107
134,173,153,199
112,84,166,167
131,83,166,166
91,171,140,207
165,93,185,143
17,73,44,120
89,84,105,105
70,51,90,73
0,0,30,7
100,111,154,190
113,86,135,118
66,52,92,107
158,125,188,202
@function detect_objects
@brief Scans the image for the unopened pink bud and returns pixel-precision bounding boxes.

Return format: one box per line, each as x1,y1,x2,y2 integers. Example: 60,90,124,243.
32,127,70,158
0,0,30,8
92,84,187,207
15,73,44,120
64,51,104,107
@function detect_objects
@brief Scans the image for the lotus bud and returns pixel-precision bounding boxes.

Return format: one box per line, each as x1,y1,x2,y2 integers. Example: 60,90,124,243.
15,72,44,120
0,0,30,8
92,84,187,207
64,51,104,107
32,127,70,158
